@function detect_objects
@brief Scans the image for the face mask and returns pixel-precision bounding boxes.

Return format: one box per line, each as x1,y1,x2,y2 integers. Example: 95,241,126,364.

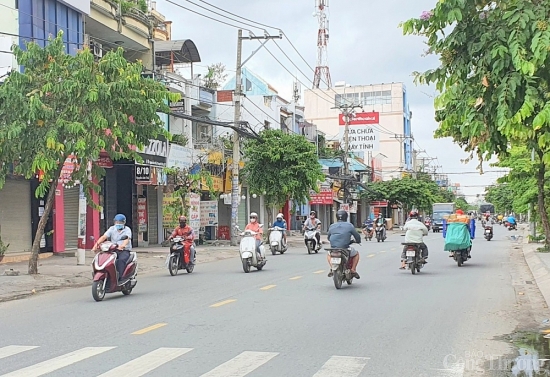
179,222,186,227
115,224,124,230
250,218,256,223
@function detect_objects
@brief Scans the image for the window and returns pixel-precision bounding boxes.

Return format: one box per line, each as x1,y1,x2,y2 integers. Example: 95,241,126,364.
245,78,252,91
264,120,270,129
361,90,392,106
263,96,272,107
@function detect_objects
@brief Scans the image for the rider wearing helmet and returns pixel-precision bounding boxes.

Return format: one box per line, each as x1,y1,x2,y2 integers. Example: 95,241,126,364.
271,213,287,246
302,211,322,251
400,211,429,270
93,214,132,282
245,212,263,259
375,213,388,240
169,215,196,266
327,209,362,279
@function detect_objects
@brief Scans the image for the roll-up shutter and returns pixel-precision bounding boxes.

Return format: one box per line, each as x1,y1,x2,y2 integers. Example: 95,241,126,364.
0,179,32,253
63,186,80,250
147,186,158,244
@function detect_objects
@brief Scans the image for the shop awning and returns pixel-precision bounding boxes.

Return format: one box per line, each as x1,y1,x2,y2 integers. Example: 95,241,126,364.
155,39,201,66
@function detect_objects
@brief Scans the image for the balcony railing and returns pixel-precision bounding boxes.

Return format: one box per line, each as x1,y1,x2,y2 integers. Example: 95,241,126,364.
198,87,214,108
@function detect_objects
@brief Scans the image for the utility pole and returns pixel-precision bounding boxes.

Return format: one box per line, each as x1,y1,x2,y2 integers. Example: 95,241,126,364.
333,104,362,176
230,30,283,246
392,134,407,174
529,148,536,238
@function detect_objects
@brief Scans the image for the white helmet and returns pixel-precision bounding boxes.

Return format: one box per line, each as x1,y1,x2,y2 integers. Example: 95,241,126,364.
276,213,283,219
249,212,258,218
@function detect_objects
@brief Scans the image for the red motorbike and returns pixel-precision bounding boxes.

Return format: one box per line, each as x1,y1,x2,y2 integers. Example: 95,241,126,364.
424,219,431,231
91,235,137,302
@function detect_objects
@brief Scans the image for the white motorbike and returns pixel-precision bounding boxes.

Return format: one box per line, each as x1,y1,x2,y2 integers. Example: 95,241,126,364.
236,225,266,273
304,226,321,254
268,226,287,255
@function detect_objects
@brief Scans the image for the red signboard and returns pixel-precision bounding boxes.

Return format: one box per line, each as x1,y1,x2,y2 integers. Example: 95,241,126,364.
137,197,148,232
371,201,388,207
339,112,379,126
97,156,113,168
309,188,333,205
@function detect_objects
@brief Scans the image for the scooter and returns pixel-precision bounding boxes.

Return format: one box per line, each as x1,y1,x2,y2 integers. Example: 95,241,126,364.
424,219,431,231
91,235,137,302
167,236,196,275
375,225,386,242
484,226,493,241
363,225,374,241
326,240,360,289
402,243,425,274
268,226,287,255
237,225,266,273
304,226,321,254
450,246,471,267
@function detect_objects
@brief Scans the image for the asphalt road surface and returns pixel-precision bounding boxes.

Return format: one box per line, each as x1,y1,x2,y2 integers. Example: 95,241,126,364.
0,223,529,376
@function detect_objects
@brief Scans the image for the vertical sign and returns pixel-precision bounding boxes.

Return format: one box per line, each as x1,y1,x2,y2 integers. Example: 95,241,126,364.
137,197,148,233
188,193,201,234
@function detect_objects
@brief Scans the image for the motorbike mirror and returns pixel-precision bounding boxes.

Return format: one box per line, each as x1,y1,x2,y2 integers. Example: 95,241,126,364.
120,235,129,240
89,236,95,241
259,224,264,228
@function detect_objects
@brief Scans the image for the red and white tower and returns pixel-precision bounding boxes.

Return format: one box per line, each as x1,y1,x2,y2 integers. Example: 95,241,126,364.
313,0,332,89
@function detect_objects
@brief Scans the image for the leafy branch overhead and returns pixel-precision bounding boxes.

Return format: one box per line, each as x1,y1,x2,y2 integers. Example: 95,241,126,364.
0,32,180,273
242,129,324,210
401,0,550,242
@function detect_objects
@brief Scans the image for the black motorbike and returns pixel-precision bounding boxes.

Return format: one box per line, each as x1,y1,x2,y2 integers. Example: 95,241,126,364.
402,243,425,275
326,240,360,289
451,246,471,267
375,225,386,242
484,226,493,241
168,236,196,275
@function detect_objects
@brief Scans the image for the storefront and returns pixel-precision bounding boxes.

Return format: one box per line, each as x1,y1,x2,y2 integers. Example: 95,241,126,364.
0,178,33,254
309,186,334,233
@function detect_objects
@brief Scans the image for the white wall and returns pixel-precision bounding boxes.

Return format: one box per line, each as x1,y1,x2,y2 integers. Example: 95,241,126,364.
0,0,18,78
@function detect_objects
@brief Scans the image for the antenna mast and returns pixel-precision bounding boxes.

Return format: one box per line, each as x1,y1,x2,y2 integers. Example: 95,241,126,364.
313,0,332,89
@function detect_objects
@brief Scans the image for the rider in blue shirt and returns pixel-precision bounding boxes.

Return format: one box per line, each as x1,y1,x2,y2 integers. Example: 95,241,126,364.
272,213,287,245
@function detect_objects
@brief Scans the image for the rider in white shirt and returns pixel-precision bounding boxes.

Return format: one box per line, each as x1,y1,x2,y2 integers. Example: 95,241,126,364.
400,211,429,269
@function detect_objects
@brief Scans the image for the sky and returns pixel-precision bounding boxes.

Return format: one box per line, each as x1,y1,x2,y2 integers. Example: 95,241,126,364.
155,0,507,201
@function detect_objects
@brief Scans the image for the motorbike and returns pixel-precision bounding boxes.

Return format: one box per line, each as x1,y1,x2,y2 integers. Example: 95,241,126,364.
450,246,471,267
484,226,493,241
268,226,287,255
304,226,321,254
91,235,137,302
326,240,360,289
363,225,374,241
508,223,517,231
402,243,425,275
167,236,196,276
375,225,386,242
236,225,266,273
424,219,431,231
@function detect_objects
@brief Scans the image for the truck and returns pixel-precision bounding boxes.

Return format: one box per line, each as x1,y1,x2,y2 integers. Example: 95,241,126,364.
431,203,455,233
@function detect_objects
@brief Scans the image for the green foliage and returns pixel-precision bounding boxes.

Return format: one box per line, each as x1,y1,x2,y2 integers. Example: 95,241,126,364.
0,32,179,272
170,134,189,147
137,0,148,13
203,63,227,90
438,188,457,203
402,0,550,242
360,176,445,213
485,184,514,214
242,129,324,209
0,234,9,256
454,197,471,211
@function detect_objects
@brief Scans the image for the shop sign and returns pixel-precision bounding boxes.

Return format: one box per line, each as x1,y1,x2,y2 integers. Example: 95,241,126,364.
309,187,333,205
97,156,113,168
135,164,151,183
200,201,218,227
187,193,201,234
137,137,168,167
137,197,148,232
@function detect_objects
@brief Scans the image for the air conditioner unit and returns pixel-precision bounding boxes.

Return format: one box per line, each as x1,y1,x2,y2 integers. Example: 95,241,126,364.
91,41,103,59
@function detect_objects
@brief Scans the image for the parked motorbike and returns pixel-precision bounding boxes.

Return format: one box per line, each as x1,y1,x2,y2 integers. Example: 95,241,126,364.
363,225,374,241
375,225,386,242
167,236,195,276
484,226,493,241
268,226,287,255
326,240,360,289
236,225,266,273
402,243,425,274
450,246,471,267
91,235,137,302
304,226,321,254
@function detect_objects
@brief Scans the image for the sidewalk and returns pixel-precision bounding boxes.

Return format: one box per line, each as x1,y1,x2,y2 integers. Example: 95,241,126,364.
520,226,550,307
0,236,307,303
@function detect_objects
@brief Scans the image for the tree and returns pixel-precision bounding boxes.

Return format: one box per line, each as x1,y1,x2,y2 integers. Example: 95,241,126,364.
402,0,550,243
0,33,179,274
242,130,324,220
454,197,471,211
203,63,227,90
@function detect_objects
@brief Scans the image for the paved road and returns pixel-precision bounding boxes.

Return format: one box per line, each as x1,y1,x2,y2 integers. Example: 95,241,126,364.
0,223,530,376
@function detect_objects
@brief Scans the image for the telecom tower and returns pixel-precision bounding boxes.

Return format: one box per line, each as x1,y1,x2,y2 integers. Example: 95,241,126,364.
313,0,332,89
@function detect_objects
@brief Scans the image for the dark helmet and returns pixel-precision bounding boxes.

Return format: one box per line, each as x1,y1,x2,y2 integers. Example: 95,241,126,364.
336,209,348,222
409,211,419,218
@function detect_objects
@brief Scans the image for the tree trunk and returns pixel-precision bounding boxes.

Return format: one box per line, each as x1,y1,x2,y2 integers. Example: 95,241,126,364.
536,151,550,245
28,179,58,275
266,206,273,227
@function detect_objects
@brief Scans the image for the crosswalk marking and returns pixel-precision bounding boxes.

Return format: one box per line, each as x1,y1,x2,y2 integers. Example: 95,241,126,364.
97,348,193,377
0,346,38,360
199,351,278,377
312,356,370,377
0,347,115,377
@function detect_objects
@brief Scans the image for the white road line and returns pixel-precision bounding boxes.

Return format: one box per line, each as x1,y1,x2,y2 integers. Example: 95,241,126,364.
97,348,193,377
312,356,370,377
0,347,115,377
200,351,278,377
431,362,465,377
0,346,38,360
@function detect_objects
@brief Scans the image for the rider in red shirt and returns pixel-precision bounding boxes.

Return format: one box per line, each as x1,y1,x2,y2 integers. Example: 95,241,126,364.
170,215,196,265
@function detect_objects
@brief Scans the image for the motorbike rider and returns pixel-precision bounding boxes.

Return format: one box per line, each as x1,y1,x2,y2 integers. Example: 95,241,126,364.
327,210,361,279
245,212,263,259
375,213,387,239
92,214,132,282
508,215,517,229
362,217,374,240
302,211,322,251
270,213,287,246
169,215,196,266
400,211,429,269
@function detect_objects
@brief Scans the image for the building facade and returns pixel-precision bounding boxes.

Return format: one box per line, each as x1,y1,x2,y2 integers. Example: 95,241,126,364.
304,82,413,180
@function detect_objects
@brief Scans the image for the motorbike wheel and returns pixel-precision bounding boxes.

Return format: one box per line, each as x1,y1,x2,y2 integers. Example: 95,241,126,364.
307,244,312,254
186,264,194,273
242,258,251,273
169,255,179,276
410,261,416,275
457,253,463,267
92,280,106,302
346,279,353,285
271,247,276,256
122,284,133,296
333,267,343,289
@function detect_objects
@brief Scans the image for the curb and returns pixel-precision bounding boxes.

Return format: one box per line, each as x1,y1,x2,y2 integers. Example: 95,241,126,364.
521,228,550,307
0,252,53,265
